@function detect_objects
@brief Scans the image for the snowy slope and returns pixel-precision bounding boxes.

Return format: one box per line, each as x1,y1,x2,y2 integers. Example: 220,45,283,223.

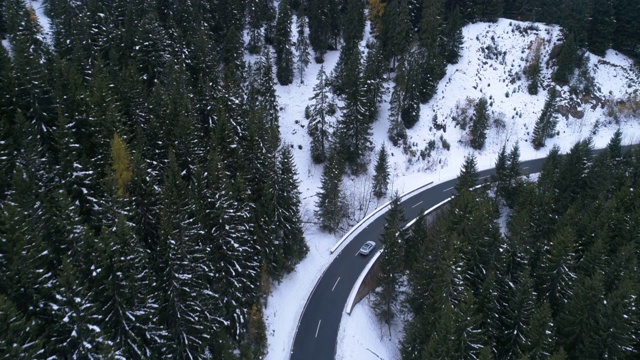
267,18,640,360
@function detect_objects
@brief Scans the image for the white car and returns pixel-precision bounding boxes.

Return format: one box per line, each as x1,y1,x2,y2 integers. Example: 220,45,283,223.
358,241,376,256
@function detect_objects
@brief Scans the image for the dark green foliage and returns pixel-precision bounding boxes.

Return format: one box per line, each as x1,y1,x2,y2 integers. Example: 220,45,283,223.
455,153,479,194
532,89,559,149
334,50,373,174
315,149,348,233
379,0,414,67
372,145,390,199
275,0,294,85
372,195,406,334
273,146,309,278
553,34,578,86
0,1,314,355
561,0,592,47
400,52,422,129
403,136,640,359
388,58,408,146
587,0,614,56
295,12,311,83
307,0,340,62
612,0,640,58
441,5,464,65
307,66,332,164
470,97,489,150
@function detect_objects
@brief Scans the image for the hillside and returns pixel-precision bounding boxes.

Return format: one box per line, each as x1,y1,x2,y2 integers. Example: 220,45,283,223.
267,18,640,360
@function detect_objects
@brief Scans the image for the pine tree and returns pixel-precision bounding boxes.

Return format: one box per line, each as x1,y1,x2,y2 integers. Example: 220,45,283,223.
379,0,413,67
612,0,640,57
524,302,556,360
587,0,614,56
372,145,391,199
49,258,113,358
273,145,309,278
455,154,479,194
401,52,421,129
307,0,340,62
342,0,365,47
557,274,606,359
417,0,447,104
388,58,408,146
0,294,43,358
248,48,280,131
295,11,311,83
315,149,348,233
156,151,212,358
532,89,558,150
470,97,489,150
372,195,406,335
441,5,464,64
307,65,332,164
334,49,373,174
362,41,386,124
274,0,294,85
553,33,577,86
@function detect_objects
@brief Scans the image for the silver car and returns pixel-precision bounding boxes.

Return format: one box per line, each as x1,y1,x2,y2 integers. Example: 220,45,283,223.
358,241,376,256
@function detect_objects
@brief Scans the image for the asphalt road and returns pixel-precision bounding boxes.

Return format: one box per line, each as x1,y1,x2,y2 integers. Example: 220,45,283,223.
289,156,549,360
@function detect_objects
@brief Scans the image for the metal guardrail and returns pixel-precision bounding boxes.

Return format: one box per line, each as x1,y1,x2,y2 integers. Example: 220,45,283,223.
330,181,434,254
344,183,487,315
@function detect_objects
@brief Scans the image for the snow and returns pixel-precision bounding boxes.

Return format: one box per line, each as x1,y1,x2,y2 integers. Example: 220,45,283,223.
30,0,53,44
266,17,640,360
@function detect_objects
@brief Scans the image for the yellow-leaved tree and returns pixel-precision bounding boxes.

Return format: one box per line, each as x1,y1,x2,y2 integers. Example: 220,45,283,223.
368,0,386,35
110,132,132,197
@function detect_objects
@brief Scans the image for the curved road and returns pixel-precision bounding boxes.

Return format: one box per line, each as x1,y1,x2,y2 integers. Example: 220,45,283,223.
289,156,549,360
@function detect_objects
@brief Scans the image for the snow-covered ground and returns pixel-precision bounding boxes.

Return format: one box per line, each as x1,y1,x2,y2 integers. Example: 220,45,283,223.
267,18,640,360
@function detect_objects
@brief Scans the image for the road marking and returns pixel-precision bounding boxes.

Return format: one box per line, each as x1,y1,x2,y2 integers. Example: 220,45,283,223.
522,166,529,170
443,186,454,192
479,175,489,179
315,320,322,338
332,277,340,291
412,201,423,208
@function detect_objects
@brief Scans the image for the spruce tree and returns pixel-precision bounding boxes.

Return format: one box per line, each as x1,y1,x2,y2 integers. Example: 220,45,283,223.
372,145,391,199
524,302,556,360
372,195,406,335
455,153,479,194
470,97,489,150
553,34,577,86
307,65,332,164
362,41,386,124
532,89,559,150
273,145,309,278
156,151,213,358
49,258,112,359
441,6,464,65
401,52,421,129
334,49,373,174
295,11,311,83
274,0,294,85
388,58,408,146
315,148,348,233
587,0,614,56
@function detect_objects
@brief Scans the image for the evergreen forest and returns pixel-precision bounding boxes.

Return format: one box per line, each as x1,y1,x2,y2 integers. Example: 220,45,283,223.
0,0,639,358
399,133,640,359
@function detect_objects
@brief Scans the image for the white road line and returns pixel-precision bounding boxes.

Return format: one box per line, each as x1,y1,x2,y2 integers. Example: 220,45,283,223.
479,175,489,179
443,186,454,192
315,320,322,338
332,277,340,291
522,166,529,169
412,200,424,208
